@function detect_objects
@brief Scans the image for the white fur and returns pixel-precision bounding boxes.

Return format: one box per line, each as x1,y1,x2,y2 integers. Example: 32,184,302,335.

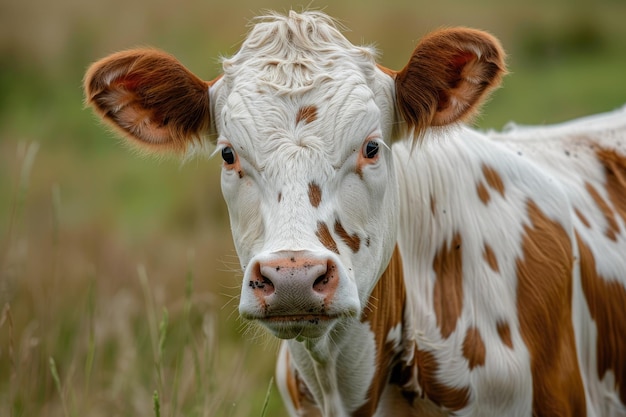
211,12,399,413
394,129,537,416
208,11,626,417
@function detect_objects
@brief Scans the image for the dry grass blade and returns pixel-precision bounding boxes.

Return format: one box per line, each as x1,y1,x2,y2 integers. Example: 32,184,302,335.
153,390,161,417
260,377,274,417
0,304,15,417
49,357,70,417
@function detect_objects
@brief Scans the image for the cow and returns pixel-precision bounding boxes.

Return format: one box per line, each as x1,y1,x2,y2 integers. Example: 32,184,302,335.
83,10,626,417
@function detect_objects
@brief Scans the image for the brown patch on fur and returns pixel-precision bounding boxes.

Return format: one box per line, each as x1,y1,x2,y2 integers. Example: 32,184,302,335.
577,232,626,405
393,28,506,138
430,194,437,216
482,164,505,197
278,192,282,203
391,345,470,411
462,326,486,369
596,148,626,226
433,233,463,339
355,246,407,416
355,165,364,181
308,182,322,208
296,105,318,125
585,182,619,241
574,208,591,228
496,321,513,349
296,378,321,416
284,348,302,410
483,243,499,273
477,181,490,204
283,348,322,416
315,222,339,254
84,48,215,154
334,220,361,253
516,200,586,416
415,347,470,410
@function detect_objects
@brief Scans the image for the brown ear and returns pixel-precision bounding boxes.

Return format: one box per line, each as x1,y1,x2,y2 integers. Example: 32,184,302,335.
393,28,506,136
84,48,214,153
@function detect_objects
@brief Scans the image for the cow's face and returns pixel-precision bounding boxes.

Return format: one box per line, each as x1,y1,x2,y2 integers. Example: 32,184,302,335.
212,51,399,338
83,11,505,341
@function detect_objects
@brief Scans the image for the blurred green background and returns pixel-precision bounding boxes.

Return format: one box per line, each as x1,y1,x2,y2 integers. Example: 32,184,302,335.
1,0,625,416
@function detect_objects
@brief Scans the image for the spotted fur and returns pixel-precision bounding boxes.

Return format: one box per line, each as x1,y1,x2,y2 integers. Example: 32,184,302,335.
85,10,626,417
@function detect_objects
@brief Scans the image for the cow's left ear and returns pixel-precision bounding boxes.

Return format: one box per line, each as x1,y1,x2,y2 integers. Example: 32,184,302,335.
392,28,506,136
84,48,216,154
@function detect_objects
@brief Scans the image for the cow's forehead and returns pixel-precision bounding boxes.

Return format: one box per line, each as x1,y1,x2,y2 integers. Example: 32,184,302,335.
213,13,386,171
215,81,383,167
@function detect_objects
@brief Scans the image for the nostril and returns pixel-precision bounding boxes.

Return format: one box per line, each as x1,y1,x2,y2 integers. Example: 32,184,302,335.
312,260,338,297
249,276,274,290
313,274,330,292
249,263,275,296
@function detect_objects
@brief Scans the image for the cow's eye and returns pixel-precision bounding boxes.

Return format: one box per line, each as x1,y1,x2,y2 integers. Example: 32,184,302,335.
363,141,379,159
221,146,236,165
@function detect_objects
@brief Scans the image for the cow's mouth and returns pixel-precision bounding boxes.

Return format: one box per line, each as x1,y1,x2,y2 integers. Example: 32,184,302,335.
258,314,338,339
265,314,335,324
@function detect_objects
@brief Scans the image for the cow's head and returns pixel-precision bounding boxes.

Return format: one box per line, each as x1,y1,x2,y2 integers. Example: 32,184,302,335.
84,11,505,340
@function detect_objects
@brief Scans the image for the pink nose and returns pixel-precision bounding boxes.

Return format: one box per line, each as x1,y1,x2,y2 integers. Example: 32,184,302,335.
247,252,339,316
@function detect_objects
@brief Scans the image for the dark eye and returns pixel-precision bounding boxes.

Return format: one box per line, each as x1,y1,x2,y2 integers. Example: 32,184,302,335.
363,141,379,159
221,146,236,165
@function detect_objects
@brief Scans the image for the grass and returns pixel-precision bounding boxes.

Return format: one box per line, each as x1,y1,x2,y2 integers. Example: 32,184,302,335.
0,138,282,416
1,0,625,416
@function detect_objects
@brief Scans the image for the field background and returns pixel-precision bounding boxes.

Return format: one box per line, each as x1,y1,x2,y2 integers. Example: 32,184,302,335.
1,0,625,416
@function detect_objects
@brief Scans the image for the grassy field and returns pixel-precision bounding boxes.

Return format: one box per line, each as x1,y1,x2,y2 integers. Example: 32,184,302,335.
1,0,625,416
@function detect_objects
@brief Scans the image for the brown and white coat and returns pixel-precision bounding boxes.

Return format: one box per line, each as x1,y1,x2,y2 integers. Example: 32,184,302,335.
84,11,626,417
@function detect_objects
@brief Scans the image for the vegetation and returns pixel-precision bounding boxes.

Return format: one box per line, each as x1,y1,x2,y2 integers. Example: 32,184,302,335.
1,0,625,416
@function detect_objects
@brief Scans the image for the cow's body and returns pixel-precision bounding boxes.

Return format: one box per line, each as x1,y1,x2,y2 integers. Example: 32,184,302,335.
84,11,626,417
276,110,626,417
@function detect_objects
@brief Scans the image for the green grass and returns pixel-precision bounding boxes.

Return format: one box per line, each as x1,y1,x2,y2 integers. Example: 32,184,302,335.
1,0,625,416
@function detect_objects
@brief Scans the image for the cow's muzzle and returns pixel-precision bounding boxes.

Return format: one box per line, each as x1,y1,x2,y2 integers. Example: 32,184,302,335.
239,250,359,339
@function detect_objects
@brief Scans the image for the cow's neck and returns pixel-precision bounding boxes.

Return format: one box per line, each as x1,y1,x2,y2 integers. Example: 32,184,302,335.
287,246,407,416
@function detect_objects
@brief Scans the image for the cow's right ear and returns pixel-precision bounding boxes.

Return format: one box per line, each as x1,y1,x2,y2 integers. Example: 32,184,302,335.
84,48,215,154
